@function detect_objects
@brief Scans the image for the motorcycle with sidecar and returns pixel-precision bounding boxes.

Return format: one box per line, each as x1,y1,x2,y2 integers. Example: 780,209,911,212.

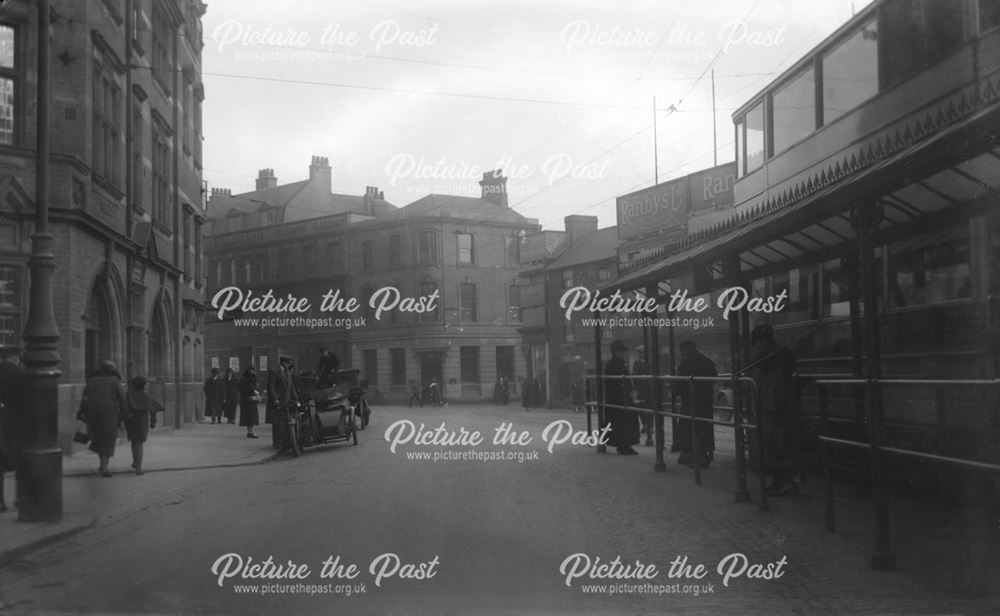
281,369,369,456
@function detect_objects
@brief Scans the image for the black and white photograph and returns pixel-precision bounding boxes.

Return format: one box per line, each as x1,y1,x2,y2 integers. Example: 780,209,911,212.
1,0,999,613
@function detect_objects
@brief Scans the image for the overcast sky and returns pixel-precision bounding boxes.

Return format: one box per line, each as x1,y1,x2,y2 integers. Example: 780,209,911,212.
201,0,874,229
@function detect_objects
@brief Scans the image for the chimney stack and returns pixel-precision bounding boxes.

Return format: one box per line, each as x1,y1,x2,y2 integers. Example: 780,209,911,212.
362,186,381,215
565,215,598,246
255,168,277,190
479,169,508,207
210,187,232,198
308,155,332,193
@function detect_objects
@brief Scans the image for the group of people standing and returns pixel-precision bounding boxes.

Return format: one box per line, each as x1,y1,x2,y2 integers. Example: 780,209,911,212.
600,325,799,496
202,366,261,439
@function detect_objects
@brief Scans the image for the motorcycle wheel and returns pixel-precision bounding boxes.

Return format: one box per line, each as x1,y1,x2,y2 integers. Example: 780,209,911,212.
351,408,358,445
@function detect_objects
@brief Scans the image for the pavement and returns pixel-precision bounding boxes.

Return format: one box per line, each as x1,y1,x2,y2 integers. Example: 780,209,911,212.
0,420,277,567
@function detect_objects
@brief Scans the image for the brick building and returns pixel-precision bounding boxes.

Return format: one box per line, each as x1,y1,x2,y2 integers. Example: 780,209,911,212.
0,0,208,440
204,167,539,403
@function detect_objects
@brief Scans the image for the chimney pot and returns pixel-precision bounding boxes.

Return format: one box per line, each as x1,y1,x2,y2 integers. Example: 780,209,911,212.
478,169,508,208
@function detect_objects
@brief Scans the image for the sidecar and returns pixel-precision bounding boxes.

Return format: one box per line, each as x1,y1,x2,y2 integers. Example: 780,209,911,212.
292,369,363,450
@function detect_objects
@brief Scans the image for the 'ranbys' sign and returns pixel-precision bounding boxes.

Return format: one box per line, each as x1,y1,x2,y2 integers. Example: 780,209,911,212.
616,177,687,241
616,162,736,241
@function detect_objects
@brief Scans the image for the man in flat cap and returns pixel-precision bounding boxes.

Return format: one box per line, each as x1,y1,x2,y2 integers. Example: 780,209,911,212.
604,340,639,455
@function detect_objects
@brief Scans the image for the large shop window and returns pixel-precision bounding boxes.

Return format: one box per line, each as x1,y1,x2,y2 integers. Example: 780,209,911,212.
0,265,20,349
822,19,879,124
881,0,968,88
887,227,970,308
390,348,406,386
771,68,816,155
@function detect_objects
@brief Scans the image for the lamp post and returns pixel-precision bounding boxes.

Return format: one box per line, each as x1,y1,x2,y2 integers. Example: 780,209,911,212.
18,0,62,522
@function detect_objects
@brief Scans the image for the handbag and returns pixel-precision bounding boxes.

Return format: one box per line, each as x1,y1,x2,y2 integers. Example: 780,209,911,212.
250,390,262,403
72,421,91,445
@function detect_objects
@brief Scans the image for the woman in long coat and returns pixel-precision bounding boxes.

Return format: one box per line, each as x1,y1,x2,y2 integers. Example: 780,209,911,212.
238,366,260,439
78,360,127,477
203,367,225,424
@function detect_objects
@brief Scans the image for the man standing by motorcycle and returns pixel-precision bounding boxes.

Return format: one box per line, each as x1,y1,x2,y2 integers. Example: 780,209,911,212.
267,355,298,450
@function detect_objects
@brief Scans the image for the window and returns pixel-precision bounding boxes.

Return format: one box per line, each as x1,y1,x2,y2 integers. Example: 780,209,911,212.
495,346,514,380
362,239,373,270
362,349,378,385
243,258,251,283
0,266,20,349
822,257,882,317
280,247,292,275
460,347,480,382
151,124,170,226
505,236,520,266
562,270,573,289
151,5,173,93
194,219,203,283
822,19,879,124
326,240,342,271
363,287,375,321
772,268,818,324
214,259,221,288
881,0,968,89
982,0,1000,32
457,233,475,264
182,75,192,153
132,103,143,207
389,234,401,268
420,281,439,322
182,209,192,273
771,67,816,155
459,282,477,322
390,348,406,386
735,119,744,178
508,284,521,322
888,228,970,308
93,64,122,187
598,267,611,282
304,243,317,267
744,102,764,175
418,230,438,264
0,25,16,145
563,320,575,343
229,258,236,285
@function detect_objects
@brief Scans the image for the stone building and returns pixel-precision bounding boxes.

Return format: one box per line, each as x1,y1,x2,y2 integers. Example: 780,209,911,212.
0,0,208,440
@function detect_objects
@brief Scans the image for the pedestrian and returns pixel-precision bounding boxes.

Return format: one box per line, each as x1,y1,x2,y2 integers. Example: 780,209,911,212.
203,367,225,424
521,377,532,412
533,377,544,408
750,324,799,496
267,355,298,450
0,347,24,511
223,367,239,425
493,376,503,405
632,345,654,446
428,378,442,406
571,379,584,413
674,340,717,468
77,360,127,477
124,375,159,476
500,377,510,405
315,347,340,389
407,379,422,408
604,340,639,455
238,366,260,439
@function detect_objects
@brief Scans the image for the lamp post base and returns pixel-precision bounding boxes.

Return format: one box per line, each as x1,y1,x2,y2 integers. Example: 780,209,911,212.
17,447,63,522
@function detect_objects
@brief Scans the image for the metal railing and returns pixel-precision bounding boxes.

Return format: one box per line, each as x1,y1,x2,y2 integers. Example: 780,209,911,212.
814,377,1000,569
584,373,768,511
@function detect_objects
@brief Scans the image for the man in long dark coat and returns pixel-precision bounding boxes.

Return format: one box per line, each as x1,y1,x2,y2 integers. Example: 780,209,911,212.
675,340,717,468
267,355,299,449
750,324,798,496
605,340,639,455
203,367,226,424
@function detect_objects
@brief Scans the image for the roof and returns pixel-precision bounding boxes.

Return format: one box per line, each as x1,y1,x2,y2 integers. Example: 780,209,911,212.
282,192,395,223
394,194,537,225
206,181,308,218
547,226,618,271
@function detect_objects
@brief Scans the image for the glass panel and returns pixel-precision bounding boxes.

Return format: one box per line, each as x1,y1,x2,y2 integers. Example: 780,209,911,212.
745,102,764,174
0,77,13,145
823,19,879,123
0,25,13,69
982,0,1000,31
888,229,970,307
772,268,818,324
882,0,968,88
823,259,853,317
772,67,816,154
735,120,744,178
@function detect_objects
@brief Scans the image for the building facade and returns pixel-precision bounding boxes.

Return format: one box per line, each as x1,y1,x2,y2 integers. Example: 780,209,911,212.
0,0,208,443
204,167,538,404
